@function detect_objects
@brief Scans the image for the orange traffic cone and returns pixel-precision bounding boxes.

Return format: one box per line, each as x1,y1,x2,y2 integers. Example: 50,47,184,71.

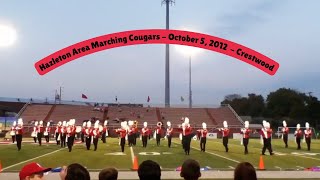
132,156,139,171
259,155,265,170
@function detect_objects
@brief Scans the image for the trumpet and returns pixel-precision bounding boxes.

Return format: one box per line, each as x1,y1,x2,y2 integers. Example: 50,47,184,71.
157,122,162,126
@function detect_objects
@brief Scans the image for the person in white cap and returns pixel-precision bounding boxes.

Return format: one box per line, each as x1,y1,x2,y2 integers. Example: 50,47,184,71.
181,117,193,155
197,122,208,152
54,121,62,145
92,120,101,151
127,121,135,147
304,122,312,151
260,121,274,155
60,121,67,148
44,122,51,143
81,121,87,143
294,123,303,150
166,121,174,148
141,122,150,148
115,121,128,152
31,121,38,143
37,120,45,146
85,121,93,150
16,118,24,151
219,121,230,152
101,120,108,143
10,121,17,143
282,120,289,148
240,121,252,154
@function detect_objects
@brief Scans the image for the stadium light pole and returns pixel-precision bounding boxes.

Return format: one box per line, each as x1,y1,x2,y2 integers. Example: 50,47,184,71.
162,0,175,107
174,31,202,108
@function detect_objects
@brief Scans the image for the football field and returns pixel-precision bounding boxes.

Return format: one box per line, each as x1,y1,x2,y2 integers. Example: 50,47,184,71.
1,137,320,179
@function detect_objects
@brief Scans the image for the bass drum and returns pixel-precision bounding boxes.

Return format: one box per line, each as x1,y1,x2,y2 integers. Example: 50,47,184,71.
31,132,37,137
76,126,82,133
99,125,103,132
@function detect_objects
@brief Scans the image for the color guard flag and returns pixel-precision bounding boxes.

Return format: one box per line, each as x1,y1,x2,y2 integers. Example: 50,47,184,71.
82,94,88,99
147,96,150,102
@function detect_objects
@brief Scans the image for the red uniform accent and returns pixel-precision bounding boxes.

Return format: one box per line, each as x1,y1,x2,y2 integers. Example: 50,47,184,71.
116,129,127,138
241,129,251,138
93,128,100,138
183,126,192,136
221,128,230,137
267,129,272,138
128,127,135,135
11,126,16,131
16,126,23,134
305,129,312,138
295,129,303,138
167,128,173,136
198,129,207,138
282,127,289,134
37,126,44,133
155,127,162,135
141,128,150,136
85,127,93,136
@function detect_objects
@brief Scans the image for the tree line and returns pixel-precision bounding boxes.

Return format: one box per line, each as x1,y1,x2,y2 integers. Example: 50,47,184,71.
221,88,320,129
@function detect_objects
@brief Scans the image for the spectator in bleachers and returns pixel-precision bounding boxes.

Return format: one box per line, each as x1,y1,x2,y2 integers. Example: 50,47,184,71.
234,162,257,180
99,167,118,180
138,160,161,180
19,162,52,180
59,163,90,180
180,159,201,180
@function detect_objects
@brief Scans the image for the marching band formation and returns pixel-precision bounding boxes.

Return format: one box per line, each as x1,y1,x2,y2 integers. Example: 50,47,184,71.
8,117,314,155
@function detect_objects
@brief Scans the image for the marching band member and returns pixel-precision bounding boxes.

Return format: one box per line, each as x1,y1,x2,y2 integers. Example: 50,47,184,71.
37,120,45,146
81,121,86,143
31,121,38,143
166,121,173,148
115,122,127,152
101,120,108,143
133,121,138,146
128,121,135,147
54,121,62,145
16,118,23,151
182,117,193,155
197,122,208,152
282,120,289,148
93,120,101,151
294,124,303,150
44,122,51,143
66,119,76,152
155,122,162,146
10,121,16,143
240,121,251,154
66,120,72,152
304,122,312,151
260,121,274,155
219,121,230,152
141,122,150,148
60,121,67,148
71,119,77,147
85,121,93,150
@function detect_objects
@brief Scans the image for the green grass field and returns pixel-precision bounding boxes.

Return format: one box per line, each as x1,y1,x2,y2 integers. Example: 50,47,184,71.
1,137,320,173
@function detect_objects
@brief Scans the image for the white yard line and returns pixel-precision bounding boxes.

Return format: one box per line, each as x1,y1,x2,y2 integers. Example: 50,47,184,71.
296,166,304,169
228,166,235,169
173,141,240,163
130,146,135,164
2,149,63,171
274,166,281,169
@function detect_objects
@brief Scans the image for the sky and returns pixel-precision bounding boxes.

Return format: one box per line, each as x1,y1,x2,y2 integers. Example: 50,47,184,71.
0,0,320,107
